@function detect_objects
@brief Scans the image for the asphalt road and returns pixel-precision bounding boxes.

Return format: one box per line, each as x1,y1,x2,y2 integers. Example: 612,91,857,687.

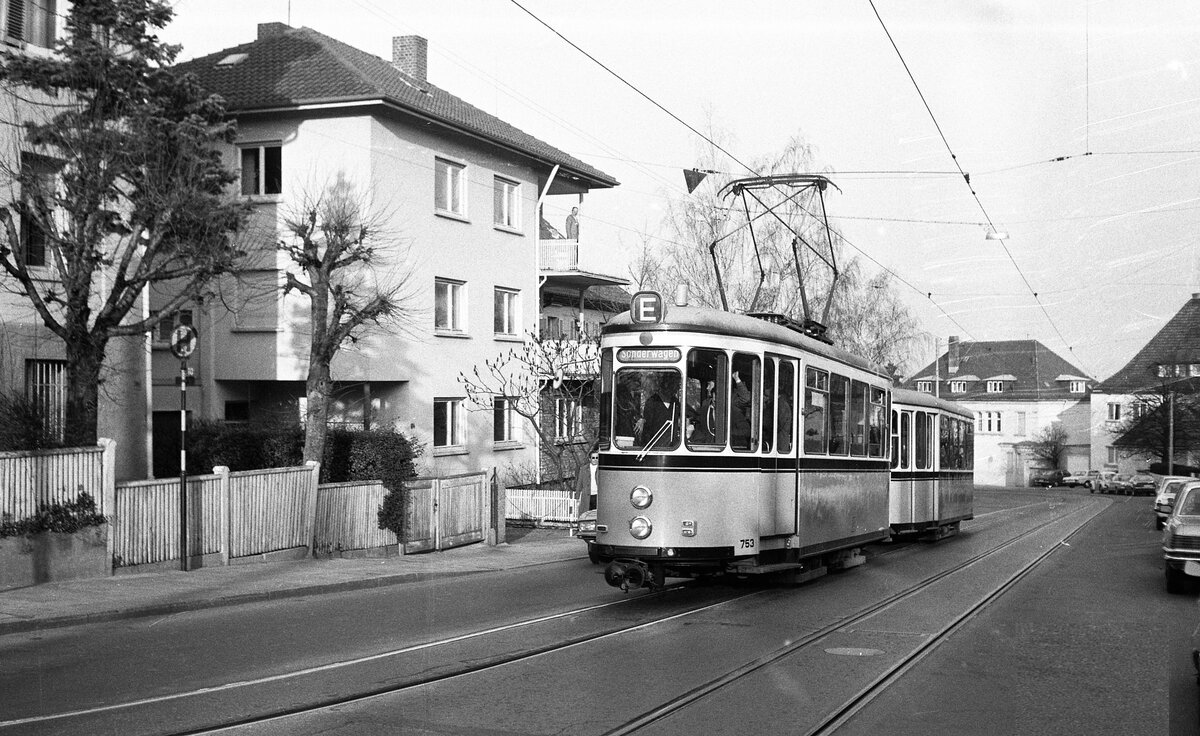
0,486,1191,735
839,487,1197,736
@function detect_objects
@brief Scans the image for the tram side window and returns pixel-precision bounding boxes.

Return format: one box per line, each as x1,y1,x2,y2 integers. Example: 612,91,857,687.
730,353,759,452
914,411,930,470
761,359,776,453
899,411,911,469
850,380,868,456
868,387,887,457
614,368,682,451
939,414,952,470
889,410,900,469
599,349,613,450
964,420,974,470
777,361,795,454
804,367,829,454
686,349,728,450
828,373,850,455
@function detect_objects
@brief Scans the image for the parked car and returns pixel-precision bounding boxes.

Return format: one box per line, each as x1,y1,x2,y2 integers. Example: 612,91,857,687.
1128,472,1159,496
1030,469,1072,487
1082,470,1117,493
1108,473,1134,495
576,508,602,564
1156,476,1194,530
1163,481,1200,592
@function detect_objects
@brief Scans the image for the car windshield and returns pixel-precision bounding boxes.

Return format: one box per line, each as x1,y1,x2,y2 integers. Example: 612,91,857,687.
1177,488,1200,516
1166,481,1188,494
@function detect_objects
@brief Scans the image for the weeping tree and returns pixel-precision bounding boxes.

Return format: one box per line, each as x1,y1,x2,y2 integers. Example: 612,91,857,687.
0,0,248,446
279,177,417,463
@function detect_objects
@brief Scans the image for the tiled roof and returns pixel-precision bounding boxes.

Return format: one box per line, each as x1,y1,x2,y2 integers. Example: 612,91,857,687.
1096,293,1200,393
902,339,1091,401
176,25,618,189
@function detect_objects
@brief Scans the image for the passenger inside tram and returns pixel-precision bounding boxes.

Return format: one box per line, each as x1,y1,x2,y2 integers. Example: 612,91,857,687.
613,369,680,451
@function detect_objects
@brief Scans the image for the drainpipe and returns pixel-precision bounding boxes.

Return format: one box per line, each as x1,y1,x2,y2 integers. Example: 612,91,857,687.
533,165,560,489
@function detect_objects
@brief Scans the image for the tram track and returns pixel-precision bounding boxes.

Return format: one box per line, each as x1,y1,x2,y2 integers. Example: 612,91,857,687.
0,582,761,735
599,499,1104,736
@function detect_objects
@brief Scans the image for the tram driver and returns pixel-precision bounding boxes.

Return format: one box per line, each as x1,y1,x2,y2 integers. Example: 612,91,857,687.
639,379,678,449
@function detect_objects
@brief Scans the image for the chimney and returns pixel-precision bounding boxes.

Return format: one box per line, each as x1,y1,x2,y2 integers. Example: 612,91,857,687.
947,336,960,375
392,35,428,82
258,22,290,40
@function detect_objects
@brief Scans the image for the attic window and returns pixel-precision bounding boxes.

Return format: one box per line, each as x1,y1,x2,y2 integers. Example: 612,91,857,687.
217,53,248,66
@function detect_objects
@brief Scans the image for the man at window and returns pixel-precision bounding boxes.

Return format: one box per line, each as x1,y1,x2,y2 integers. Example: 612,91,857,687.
639,379,677,449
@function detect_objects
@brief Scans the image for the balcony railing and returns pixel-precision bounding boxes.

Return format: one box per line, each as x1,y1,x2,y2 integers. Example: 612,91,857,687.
540,239,579,271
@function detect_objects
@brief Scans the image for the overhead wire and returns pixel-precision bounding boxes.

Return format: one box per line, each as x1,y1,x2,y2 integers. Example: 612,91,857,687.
505,0,979,341
867,0,1091,376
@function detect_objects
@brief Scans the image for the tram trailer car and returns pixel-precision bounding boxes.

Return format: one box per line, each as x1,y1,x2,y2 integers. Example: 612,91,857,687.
888,388,975,540
593,301,895,590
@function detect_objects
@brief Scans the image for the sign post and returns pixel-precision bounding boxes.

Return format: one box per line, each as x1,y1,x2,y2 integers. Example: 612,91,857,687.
169,324,198,572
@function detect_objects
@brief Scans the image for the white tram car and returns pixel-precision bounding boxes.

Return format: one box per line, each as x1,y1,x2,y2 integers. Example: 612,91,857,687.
593,301,896,590
888,388,975,540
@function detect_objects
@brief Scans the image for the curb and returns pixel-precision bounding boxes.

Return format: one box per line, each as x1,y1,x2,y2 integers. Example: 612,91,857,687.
0,548,586,636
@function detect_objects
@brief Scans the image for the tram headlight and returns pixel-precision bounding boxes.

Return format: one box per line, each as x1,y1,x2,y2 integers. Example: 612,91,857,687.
630,485,653,509
629,516,653,540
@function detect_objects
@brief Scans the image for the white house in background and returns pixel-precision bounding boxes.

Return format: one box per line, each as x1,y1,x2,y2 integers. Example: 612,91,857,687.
1089,293,1200,475
903,338,1094,486
172,23,620,480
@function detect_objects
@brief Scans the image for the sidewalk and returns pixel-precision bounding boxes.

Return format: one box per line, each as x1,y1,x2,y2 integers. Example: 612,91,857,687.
0,527,585,635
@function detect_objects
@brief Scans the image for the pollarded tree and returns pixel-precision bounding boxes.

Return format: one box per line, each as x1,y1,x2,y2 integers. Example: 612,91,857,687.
0,0,248,446
279,177,417,464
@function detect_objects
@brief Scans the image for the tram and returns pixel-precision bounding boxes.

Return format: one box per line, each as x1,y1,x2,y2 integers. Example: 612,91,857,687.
593,293,895,590
888,388,975,540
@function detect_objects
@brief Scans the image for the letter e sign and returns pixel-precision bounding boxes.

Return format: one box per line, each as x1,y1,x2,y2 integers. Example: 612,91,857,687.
630,291,665,325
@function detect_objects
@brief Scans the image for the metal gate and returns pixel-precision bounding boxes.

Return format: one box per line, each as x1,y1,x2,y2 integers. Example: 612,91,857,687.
403,472,490,554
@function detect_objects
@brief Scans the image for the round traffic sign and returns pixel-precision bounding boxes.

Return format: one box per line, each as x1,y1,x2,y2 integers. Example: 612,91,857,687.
169,324,198,359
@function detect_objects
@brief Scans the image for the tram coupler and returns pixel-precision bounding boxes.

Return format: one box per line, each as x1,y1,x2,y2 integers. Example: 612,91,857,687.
604,559,655,592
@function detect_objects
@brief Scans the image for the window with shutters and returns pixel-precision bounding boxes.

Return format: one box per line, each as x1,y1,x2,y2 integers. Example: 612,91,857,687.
3,0,57,49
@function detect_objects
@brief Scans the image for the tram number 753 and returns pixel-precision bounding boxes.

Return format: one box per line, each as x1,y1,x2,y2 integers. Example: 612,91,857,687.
739,538,755,549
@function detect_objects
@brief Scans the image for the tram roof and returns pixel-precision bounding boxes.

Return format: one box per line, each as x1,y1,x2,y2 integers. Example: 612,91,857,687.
892,387,973,419
603,307,889,379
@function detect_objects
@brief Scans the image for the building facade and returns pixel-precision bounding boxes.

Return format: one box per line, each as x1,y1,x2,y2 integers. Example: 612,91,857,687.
167,24,620,481
1089,293,1200,475
904,337,1094,486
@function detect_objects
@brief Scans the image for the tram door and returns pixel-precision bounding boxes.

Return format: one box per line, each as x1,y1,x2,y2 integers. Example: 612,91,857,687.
759,355,798,537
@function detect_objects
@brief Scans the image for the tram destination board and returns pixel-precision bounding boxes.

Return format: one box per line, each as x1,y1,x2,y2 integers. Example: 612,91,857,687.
617,347,681,363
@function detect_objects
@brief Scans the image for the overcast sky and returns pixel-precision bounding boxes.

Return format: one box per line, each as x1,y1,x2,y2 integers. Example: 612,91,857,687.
164,1,1200,380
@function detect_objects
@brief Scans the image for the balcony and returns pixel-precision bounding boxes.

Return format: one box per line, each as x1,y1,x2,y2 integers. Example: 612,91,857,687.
538,238,627,291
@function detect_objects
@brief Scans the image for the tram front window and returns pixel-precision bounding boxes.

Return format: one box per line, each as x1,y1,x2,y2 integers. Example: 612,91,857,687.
614,368,681,451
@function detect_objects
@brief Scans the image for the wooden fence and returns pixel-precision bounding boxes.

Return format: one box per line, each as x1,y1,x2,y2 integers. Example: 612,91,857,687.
505,487,577,524
0,439,116,520
2,441,503,578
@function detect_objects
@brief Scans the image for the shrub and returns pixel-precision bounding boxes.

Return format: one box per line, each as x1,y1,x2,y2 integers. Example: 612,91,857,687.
0,492,107,539
377,485,407,539
0,390,63,452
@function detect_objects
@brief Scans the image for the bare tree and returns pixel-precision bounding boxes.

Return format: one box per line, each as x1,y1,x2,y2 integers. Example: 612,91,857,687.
0,0,248,446
279,177,416,463
1112,380,1200,469
654,126,922,366
1027,421,1070,469
459,332,598,491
